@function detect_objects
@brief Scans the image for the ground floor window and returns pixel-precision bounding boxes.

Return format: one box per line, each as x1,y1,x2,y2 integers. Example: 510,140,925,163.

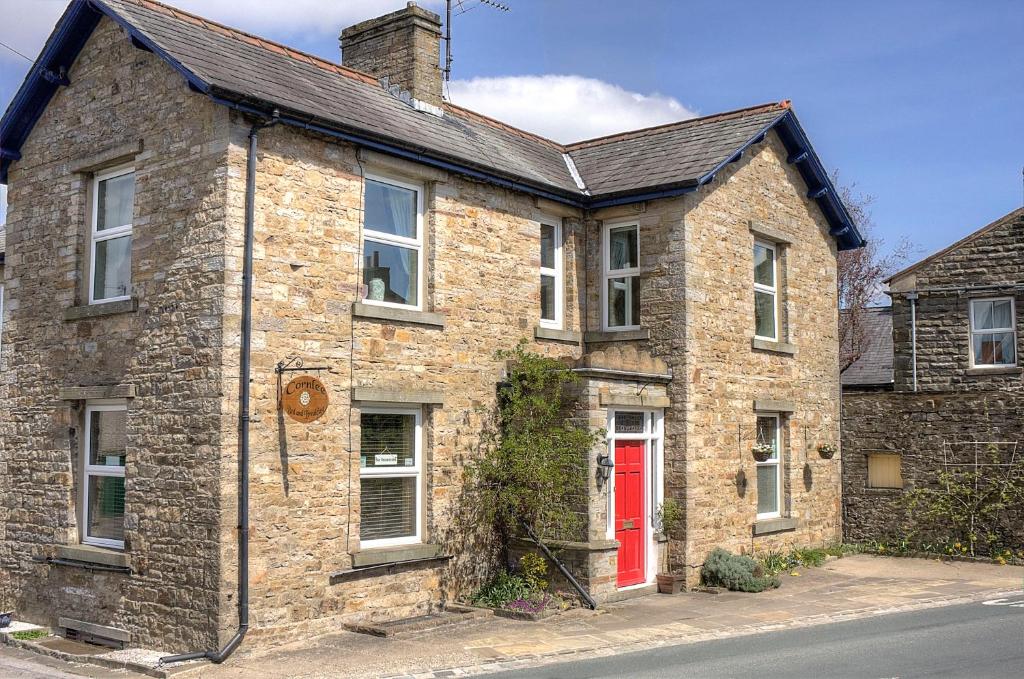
359,407,422,547
82,402,127,549
867,453,903,489
755,414,782,518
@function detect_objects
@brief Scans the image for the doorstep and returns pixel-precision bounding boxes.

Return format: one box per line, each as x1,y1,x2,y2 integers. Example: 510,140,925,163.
604,583,659,603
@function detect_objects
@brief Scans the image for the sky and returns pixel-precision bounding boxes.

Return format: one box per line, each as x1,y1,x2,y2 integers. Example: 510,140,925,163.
1,0,1022,263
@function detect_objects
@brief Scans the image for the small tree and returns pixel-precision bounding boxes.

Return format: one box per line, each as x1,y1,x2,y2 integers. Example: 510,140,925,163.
834,172,913,371
654,498,683,574
469,342,603,561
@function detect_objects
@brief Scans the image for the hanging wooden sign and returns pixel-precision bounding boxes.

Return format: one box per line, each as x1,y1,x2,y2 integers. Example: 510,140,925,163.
281,374,329,423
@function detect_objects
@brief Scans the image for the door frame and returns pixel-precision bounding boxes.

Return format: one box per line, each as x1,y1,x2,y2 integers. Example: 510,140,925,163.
605,408,665,589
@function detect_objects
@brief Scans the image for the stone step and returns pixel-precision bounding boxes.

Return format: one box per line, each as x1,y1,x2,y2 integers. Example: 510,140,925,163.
342,605,490,638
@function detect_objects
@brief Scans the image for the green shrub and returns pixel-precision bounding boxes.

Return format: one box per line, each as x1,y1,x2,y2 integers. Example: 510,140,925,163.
702,548,780,593
759,549,794,575
793,547,827,568
11,629,48,641
519,552,548,592
471,571,533,608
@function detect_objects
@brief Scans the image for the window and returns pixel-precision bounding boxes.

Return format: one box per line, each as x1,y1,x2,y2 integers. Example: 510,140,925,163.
361,176,423,309
90,167,135,304
867,453,902,489
539,220,563,328
359,407,422,547
753,241,777,341
82,403,127,549
755,414,781,518
969,298,1016,367
604,222,640,329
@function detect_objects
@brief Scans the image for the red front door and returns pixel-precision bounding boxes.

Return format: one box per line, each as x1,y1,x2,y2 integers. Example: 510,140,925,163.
615,440,646,587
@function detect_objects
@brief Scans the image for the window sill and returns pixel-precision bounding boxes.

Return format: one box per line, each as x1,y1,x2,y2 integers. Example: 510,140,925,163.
53,544,130,570
534,326,582,343
352,302,445,328
965,366,1022,376
63,297,138,321
751,338,796,355
753,517,798,535
584,328,650,343
862,486,905,494
351,543,440,568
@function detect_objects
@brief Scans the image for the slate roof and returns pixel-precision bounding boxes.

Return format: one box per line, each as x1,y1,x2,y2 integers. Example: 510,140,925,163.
0,0,865,249
840,307,894,387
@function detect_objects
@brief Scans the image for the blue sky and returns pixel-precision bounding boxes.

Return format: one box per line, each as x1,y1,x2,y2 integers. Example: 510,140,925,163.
2,0,1022,262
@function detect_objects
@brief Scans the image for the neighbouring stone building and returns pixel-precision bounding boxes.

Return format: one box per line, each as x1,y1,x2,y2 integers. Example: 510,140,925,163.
1,0,863,655
842,208,1024,546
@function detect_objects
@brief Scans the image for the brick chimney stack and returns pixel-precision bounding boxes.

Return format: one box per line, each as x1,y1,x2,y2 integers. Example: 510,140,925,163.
341,2,444,108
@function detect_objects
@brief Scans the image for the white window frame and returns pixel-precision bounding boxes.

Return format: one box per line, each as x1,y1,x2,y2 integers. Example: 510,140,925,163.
361,173,425,311
602,220,641,331
539,218,563,329
358,405,423,548
89,165,134,305
968,297,1017,368
81,401,128,550
755,413,782,519
753,240,778,342
604,408,664,588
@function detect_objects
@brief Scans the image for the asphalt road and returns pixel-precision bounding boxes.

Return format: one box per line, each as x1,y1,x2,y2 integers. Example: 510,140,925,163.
490,597,1024,679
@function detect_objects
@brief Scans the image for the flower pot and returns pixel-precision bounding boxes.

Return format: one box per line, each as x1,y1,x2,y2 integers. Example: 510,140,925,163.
0,611,12,628
752,448,773,463
656,573,686,595
817,445,837,459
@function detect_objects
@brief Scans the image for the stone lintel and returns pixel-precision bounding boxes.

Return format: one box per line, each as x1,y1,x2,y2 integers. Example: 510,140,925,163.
584,329,650,343
754,398,795,413
599,392,670,408
56,544,129,569
751,337,797,355
534,326,582,344
534,197,583,219
352,302,445,328
749,220,793,245
351,543,440,568
965,366,1023,376
357,148,448,183
69,141,142,174
353,387,444,405
58,616,132,643
752,517,798,535
63,298,138,321
60,384,136,401
574,367,672,384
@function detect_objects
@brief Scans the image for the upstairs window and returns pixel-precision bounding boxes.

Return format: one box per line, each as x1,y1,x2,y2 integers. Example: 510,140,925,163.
753,241,778,341
604,222,640,330
539,220,563,328
362,176,423,309
90,167,135,304
82,403,127,549
969,298,1016,367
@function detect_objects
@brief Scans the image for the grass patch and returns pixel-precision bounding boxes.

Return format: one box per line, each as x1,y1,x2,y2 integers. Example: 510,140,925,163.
10,629,49,641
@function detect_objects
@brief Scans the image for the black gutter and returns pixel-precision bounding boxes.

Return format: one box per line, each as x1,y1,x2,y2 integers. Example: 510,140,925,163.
160,110,280,667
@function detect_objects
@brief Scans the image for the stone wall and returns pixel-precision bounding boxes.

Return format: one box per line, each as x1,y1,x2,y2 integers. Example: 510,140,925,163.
842,388,1024,547
0,18,230,649
889,210,1023,392
675,133,843,578
216,116,585,637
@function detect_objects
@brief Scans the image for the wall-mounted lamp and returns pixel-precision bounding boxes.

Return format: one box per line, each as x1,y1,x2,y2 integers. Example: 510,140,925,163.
597,454,614,482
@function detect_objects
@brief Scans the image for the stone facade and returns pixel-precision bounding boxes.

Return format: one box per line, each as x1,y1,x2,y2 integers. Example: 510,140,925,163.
843,209,1024,547
1,11,846,653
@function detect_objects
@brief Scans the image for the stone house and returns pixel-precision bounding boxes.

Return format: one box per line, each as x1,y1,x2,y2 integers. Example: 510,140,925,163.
0,0,863,656
842,208,1024,545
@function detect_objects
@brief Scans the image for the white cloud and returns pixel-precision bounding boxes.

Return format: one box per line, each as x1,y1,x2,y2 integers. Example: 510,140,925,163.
447,75,697,144
0,0,443,64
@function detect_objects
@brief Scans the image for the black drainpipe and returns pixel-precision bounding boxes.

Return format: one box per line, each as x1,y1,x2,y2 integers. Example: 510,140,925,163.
161,109,279,666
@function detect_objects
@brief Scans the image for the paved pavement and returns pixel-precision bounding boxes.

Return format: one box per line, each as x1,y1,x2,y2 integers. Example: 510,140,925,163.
195,555,1024,678
0,644,143,679
486,597,1024,678
2,555,1022,678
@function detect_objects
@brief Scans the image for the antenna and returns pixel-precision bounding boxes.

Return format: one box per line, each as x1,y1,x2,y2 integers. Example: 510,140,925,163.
443,0,510,83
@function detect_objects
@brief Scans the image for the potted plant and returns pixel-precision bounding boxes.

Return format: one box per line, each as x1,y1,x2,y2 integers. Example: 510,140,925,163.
654,498,686,594
752,442,775,462
817,443,837,459
0,573,12,629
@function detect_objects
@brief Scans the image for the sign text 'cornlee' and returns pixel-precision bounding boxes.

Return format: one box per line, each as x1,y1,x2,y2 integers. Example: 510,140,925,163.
280,374,329,424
